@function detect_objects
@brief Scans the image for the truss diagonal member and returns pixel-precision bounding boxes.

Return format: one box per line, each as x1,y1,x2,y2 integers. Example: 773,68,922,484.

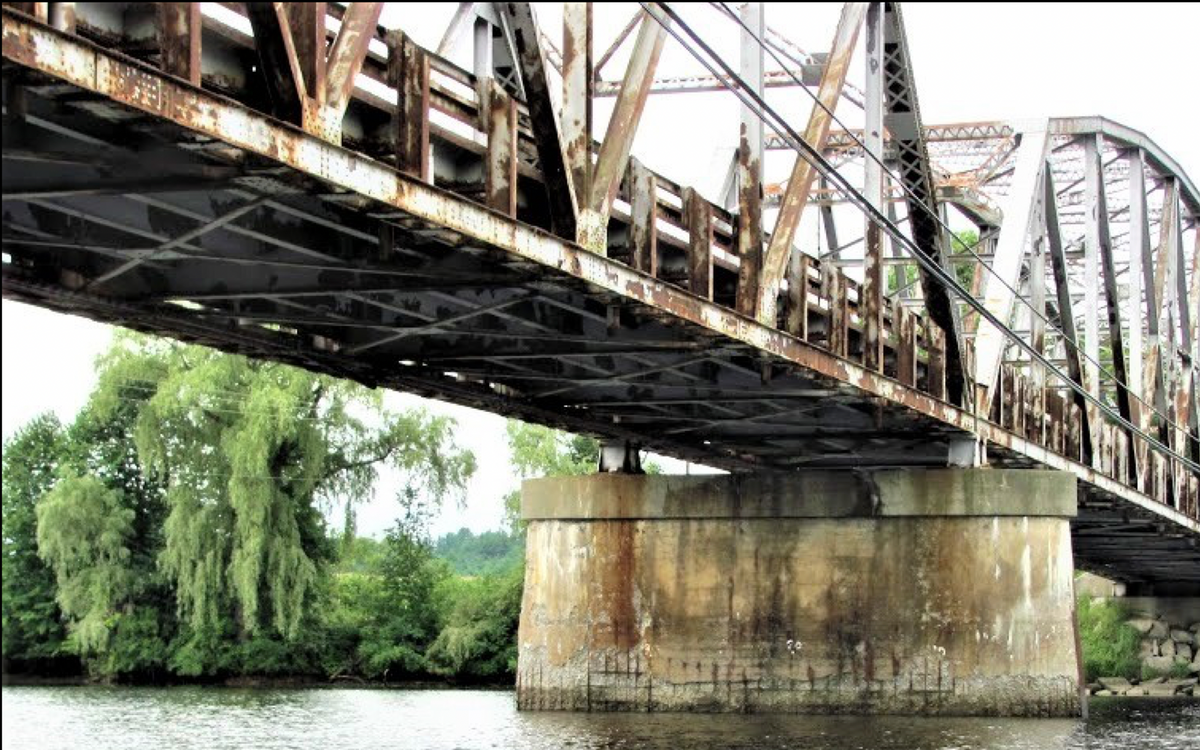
88,195,271,288
972,124,1049,413
878,2,966,405
579,8,668,251
324,2,385,119
756,1,866,326
437,2,478,56
245,3,313,124
1087,135,1137,477
595,10,643,76
346,293,536,355
497,2,578,240
1044,163,1092,465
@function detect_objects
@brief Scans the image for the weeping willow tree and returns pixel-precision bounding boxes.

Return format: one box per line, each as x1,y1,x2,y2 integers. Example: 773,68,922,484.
26,391,172,677
76,333,475,671
36,476,135,655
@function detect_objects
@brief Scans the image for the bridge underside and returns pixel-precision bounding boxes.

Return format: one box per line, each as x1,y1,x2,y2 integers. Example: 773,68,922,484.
2,8,1197,585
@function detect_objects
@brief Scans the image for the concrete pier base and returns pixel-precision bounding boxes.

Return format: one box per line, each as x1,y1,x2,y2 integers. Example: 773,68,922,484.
516,470,1082,716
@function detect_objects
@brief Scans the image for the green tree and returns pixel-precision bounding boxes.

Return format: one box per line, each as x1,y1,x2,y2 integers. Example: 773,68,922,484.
502,421,600,531
1076,594,1141,681
434,528,523,576
426,564,522,679
54,397,174,679
1,414,73,672
352,506,447,679
36,475,136,657
506,421,600,477
335,536,387,575
84,333,474,668
26,332,475,679
887,228,980,294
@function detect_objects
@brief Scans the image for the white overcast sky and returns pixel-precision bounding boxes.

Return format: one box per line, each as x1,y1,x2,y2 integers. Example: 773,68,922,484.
2,3,1197,537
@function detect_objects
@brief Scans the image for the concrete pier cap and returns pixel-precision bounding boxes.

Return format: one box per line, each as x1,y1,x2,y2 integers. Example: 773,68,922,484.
516,469,1083,717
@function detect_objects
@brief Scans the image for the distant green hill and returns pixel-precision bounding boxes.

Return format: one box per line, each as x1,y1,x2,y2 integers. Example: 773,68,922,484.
433,528,524,576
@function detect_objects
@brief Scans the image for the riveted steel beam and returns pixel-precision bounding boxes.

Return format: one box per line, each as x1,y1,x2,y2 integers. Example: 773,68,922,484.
1044,163,1092,466
324,2,384,119
156,3,201,86
580,9,667,251
973,125,1049,413
734,1,764,318
879,2,963,405
497,2,577,239
757,2,865,325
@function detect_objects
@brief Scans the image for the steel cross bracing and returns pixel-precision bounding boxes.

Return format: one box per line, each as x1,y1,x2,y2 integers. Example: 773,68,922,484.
1,2,1197,583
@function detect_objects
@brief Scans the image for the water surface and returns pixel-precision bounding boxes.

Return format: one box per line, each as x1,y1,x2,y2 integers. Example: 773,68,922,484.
3,686,1198,749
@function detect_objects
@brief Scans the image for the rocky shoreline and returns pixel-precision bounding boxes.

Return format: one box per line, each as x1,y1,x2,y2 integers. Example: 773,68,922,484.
1089,616,1200,697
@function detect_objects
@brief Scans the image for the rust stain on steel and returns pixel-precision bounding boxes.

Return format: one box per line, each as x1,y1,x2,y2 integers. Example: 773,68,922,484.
734,125,763,318
156,2,200,86
561,2,593,203
684,187,713,300
757,2,867,324
387,30,430,180
324,2,384,117
285,2,325,103
784,253,810,339
49,1,74,32
895,301,916,388
826,265,848,358
3,10,1192,532
862,223,884,372
925,322,947,402
626,157,658,275
483,78,518,217
587,10,667,221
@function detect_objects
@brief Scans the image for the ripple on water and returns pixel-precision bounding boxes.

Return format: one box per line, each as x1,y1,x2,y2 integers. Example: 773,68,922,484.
2,688,1198,750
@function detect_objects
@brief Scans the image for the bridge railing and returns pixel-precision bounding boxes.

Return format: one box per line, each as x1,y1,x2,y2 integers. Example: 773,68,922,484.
2,2,1197,519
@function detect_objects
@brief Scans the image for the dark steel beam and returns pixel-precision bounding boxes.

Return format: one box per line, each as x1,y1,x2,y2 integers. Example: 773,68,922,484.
497,2,577,239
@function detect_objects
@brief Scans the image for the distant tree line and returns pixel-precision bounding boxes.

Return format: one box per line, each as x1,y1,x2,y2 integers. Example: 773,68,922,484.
2,332,596,684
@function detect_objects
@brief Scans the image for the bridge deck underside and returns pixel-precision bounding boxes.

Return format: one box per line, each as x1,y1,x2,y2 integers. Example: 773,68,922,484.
2,17,1196,584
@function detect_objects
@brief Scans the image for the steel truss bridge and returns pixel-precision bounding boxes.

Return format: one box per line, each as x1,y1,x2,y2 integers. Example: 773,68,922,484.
1,2,1197,585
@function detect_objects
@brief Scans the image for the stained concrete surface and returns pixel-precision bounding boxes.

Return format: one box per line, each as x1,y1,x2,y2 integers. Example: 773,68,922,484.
517,470,1081,716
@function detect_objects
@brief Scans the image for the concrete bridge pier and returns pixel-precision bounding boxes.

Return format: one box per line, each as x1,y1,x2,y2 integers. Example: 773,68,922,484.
516,469,1084,716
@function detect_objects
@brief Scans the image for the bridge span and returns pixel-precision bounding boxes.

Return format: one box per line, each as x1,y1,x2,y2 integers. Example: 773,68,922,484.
2,1,1197,599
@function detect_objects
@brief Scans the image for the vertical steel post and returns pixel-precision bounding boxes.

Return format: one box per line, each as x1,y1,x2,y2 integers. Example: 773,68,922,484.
734,1,764,318
861,1,885,371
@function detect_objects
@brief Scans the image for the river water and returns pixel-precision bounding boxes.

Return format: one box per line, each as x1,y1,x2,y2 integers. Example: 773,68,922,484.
2,686,1198,749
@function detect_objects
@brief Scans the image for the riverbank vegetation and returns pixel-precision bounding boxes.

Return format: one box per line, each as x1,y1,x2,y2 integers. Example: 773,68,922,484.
1076,595,1142,681
2,333,588,685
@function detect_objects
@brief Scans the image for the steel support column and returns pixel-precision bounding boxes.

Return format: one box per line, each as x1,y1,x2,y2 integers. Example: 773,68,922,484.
734,1,764,318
